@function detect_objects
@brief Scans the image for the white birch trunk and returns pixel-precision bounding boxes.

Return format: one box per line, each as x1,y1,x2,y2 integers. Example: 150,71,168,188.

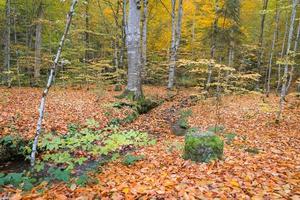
31,0,78,166
126,0,142,98
276,0,297,123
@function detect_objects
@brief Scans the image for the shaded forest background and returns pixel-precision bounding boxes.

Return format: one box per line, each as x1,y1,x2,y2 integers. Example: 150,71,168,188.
0,0,299,92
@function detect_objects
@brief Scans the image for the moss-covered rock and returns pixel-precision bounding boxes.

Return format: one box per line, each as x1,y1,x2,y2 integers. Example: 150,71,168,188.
183,131,224,162
136,98,160,114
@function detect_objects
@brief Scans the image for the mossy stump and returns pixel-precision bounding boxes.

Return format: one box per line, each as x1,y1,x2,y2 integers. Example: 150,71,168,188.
183,131,224,162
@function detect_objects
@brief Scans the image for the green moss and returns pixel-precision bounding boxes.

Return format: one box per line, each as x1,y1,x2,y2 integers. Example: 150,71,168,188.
183,132,224,162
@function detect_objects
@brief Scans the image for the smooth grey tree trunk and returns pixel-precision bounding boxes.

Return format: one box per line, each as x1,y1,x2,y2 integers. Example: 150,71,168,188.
277,16,289,93
265,6,280,97
31,0,78,166
276,0,297,123
257,0,269,87
4,0,11,87
206,0,219,90
141,0,148,78
126,0,142,98
167,0,183,89
120,0,127,68
286,19,300,91
34,1,44,82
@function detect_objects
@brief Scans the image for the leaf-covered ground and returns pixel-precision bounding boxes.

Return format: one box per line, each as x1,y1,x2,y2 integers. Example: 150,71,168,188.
0,86,299,199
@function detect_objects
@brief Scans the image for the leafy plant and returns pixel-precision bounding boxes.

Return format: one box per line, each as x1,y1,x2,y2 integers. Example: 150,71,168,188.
122,154,144,166
0,172,36,191
225,133,237,145
207,125,225,133
48,167,71,182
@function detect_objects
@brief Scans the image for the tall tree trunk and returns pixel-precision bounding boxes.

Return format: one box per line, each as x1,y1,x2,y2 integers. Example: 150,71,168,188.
286,19,300,91
206,0,219,90
126,0,142,99
276,0,297,123
85,0,90,61
265,5,280,97
276,15,289,93
257,0,269,88
167,0,183,90
120,0,128,68
31,0,78,166
141,0,148,78
34,1,44,83
4,0,11,87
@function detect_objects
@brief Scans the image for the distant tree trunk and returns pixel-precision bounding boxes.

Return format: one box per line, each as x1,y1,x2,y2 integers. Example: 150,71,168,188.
276,0,297,123
84,0,90,61
206,0,219,90
120,0,127,68
257,0,269,88
4,0,11,87
126,0,143,99
141,0,148,78
31,0,78,166
286,19,300,91
167,0,183,90
277,16,289,93
34,1,44,83
265,6,280,97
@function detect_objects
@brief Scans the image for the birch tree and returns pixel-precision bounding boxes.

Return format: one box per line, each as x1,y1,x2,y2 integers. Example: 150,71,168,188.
34,1,44,83
125,0,143,99
276,0,297,123
31,0,78,166
167,0,183,90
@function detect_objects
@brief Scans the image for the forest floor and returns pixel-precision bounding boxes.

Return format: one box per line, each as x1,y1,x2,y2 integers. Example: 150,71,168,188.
0,86,300,199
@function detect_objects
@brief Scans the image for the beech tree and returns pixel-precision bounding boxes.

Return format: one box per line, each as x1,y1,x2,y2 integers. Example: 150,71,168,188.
167,0,183,90
125,0,143,98
4,0,11,87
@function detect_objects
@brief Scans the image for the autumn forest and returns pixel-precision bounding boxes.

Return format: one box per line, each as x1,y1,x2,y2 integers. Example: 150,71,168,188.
0,0,299,199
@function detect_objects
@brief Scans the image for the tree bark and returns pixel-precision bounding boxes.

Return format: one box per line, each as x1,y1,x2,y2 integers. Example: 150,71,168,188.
141,0,148,78
276,15,289,93
167,0,183,90
85,0,90,61
206,0,219,90
31,0,78,166
257,0,269,88
126,0,143,98
265,6,280,97
4,0,11,87
276,0,297,123
286,19,300,91
34,1,44,82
